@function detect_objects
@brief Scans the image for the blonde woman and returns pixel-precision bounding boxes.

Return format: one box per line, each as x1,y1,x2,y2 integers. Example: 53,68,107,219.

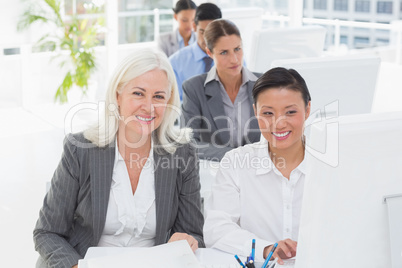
34,48,204,268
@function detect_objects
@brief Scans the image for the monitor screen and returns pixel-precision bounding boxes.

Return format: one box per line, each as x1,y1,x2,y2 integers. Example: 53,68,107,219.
297,111,402,268
271,54,381,118
248,25,326,73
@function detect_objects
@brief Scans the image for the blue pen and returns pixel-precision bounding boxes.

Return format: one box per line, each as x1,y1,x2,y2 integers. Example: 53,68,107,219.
261,242,278,268
234,254,246,268
251,239,256,261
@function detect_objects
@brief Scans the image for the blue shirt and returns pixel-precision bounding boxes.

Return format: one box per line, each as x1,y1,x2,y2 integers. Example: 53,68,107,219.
176,29,196,50
169,42,214,100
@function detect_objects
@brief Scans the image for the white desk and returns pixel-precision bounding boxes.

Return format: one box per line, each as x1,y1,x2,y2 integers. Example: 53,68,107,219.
79,246,295,268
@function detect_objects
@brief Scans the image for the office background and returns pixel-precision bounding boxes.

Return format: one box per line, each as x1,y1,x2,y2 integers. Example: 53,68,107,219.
1,0,402,266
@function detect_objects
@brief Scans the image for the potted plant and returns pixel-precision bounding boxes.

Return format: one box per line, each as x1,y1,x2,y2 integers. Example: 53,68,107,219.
17,0,105,103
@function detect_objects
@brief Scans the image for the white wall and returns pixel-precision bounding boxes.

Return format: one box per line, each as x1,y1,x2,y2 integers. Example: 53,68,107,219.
0,0,26,48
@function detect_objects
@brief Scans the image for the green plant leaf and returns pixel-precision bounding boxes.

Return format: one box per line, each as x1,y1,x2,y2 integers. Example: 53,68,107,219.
55,71,73,103
19,0,105,104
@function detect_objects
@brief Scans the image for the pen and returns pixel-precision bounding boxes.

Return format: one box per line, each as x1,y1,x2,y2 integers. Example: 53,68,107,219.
268,257,278,268
261,242,278,268
251,239,256,261
235,254,246,268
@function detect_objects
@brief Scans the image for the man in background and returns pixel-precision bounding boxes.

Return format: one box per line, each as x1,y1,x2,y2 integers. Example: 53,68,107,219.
169,3,222,100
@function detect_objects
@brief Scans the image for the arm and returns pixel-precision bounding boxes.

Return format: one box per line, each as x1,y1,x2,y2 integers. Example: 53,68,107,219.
203,152,274,262
33,134,83,268
171,143,205,248
181,79,235,161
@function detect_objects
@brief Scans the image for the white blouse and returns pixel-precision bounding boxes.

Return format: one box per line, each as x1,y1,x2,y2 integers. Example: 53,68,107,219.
97,140,156,247
204,137,306,262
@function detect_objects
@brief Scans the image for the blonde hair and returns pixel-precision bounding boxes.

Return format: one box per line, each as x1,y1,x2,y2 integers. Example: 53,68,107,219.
84,48,192,154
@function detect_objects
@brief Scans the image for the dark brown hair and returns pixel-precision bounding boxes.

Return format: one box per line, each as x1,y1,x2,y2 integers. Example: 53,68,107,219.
204,19,241,52
252,67,311,106
172,0,197,14
194,3,222,25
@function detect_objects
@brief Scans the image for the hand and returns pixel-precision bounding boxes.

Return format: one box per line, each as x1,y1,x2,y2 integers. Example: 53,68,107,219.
72,265,78,268
263,239,297,265
168,232,199,252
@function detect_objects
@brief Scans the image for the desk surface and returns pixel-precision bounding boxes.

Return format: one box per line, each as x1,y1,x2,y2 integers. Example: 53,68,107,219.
79,247,295,268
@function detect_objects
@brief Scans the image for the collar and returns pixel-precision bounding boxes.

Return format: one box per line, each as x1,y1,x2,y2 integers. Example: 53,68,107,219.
253,135,307,176
254,136,273,175
296,157,307,174
204,66,258,87
114,138,123,166
191,42,209,62
176,29,196,46
175,29,184,45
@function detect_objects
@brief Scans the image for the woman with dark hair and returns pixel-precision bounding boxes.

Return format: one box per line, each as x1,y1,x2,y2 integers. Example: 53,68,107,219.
181,19,261,161
204,67,311,265
157,0,197,57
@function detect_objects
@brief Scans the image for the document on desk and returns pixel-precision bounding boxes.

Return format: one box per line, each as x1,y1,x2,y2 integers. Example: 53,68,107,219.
79,240,201,268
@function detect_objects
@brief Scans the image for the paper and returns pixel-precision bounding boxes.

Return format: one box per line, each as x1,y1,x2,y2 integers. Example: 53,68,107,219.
79,240,201,268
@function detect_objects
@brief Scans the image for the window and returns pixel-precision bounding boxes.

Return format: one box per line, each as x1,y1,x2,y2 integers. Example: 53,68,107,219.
65,0,105,15
354,36,370,48
63,0,105,46
118,0,172,44
314,0,327,10
376,38,389,46
213,0,272,13
274,0,288,9
334,0,348,11
3,48,20,55
355,19,370,32
355,0,370,12
375,22,390,34
377,1,393,14
340,35,348,45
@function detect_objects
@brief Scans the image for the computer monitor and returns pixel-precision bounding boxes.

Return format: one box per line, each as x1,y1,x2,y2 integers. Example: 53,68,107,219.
222,7,264,64
271,54,381,118
296,111,402,268
248,25,326,73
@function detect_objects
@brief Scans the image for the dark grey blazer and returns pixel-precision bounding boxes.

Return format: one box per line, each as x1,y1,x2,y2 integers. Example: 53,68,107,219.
34,133,204,268
181,72,261,161
157,31,180,57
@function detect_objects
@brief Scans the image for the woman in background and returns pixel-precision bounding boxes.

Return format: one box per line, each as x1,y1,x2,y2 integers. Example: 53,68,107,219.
181,19,261,161
157,0,197,57
204,67,311,264
34,48,204,268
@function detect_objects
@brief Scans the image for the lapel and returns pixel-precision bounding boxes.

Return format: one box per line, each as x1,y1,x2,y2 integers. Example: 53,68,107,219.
153,150,177,245
89,144,115,245
205,80,230,145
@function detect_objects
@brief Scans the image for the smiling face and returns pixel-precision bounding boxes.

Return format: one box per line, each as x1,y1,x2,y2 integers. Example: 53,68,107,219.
254,87,310,153
207,34,243,78
174,9,196,39
117,68,170,143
